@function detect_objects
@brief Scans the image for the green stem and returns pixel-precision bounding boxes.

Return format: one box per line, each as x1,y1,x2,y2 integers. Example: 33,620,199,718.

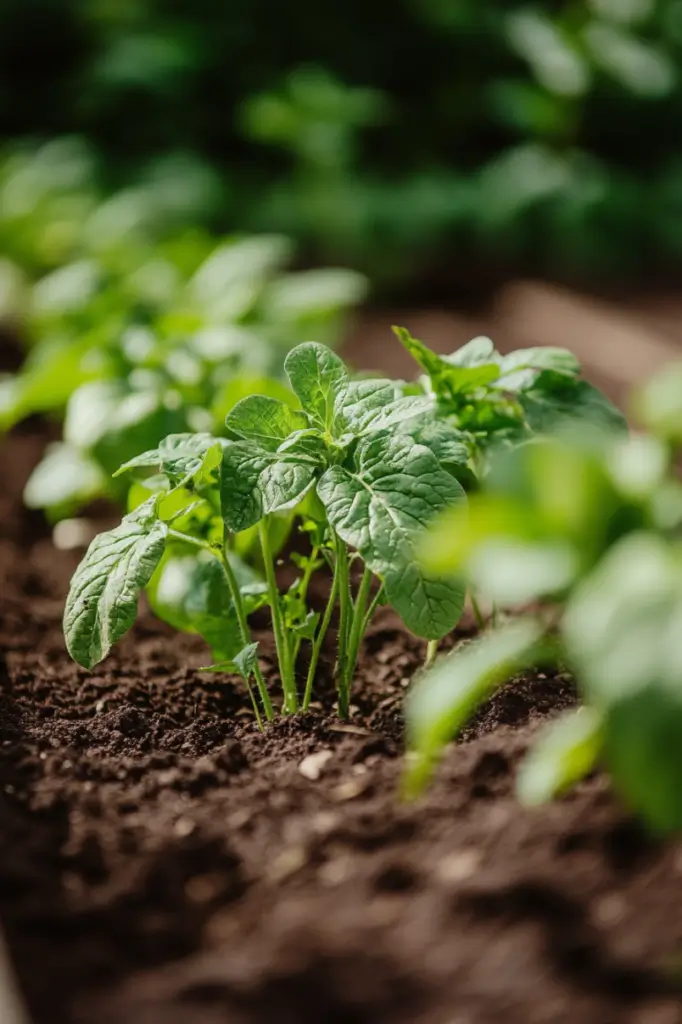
259,518,298,714
344,564,373,701
167,529,274,723
425,639,438,669
334,533,353,718
470,589,486,632
361,583,384,637
216,546,274,723
302,565,339,711
291,544,320,668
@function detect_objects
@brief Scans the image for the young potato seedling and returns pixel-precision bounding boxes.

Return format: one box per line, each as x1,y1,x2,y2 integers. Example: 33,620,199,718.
63,331,621,729
64,342,469,721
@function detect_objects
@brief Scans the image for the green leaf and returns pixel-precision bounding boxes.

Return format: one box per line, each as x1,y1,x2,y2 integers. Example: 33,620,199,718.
115,433,223,483
604,688,682,834
404,619,544,795
284,342,348,431
495,347,580,392
233,642,260,679
333,378,398,433
446,336,496,367
517,706,603,807
226,395,308,450
24,442,104,514
64,498,168,669
317,431,466,638
397,420,469,473
521,374,626,435
220,441,315,532
393,327,501,397
148,548,247,662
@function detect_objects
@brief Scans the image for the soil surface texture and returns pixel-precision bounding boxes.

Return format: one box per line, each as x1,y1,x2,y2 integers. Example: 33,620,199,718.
2,425,682,1024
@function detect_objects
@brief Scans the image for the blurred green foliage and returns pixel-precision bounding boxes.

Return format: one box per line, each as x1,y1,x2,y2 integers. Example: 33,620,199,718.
3,0,682,286
0,141,365,520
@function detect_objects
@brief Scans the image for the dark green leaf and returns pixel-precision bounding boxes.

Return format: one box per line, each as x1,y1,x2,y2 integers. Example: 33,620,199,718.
317,431,466,638
226,395,308,450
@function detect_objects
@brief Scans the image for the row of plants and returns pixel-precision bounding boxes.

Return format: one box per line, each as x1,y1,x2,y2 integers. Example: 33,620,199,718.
0,140,365,522
4,2,682,282
63,327,624,758
65,323,682,835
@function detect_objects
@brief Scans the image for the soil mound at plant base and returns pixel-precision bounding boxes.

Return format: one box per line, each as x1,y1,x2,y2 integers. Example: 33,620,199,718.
2,428,682,1024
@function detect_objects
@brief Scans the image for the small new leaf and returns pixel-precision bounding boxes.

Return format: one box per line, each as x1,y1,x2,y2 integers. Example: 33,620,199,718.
284,342,348,431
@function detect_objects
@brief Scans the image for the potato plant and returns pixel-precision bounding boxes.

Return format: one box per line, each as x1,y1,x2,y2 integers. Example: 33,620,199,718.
63,332,619,725
405,372,682,832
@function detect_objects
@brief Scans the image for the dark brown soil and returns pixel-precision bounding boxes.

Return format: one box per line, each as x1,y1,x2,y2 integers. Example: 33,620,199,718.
3,426,682,1024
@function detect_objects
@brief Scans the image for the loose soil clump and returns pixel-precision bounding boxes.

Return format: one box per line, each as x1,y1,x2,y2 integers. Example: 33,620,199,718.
2,426,682,1024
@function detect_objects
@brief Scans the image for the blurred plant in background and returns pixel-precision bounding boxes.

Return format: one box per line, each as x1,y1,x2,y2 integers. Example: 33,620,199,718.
2,0,682,286
0,141,365,520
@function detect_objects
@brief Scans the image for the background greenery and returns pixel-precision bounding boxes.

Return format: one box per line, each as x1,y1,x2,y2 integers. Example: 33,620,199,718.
4,0,682,290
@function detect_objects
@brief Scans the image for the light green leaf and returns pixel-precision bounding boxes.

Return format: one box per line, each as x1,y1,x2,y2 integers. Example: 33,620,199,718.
496,347,580,392
148,549,242,662
317,431,466,638
517,706,603,806
115,432,222,481
394,326,501,396
24,442,105,513
404,619,544,795
446,336,496,367
284,342,348,430
226,395,308,450
64,497,168,669
233,642,260,679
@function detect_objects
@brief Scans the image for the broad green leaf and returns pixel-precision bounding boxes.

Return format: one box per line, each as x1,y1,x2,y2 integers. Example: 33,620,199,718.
284,342,348,431
495,347,580,392
405,619,544,795
115,433,222,481
147,549,243,661
259,460,316,516
521,374,626,435
333,378,398,434
64,498,168,669
220,441,314,532
226,395,308,451
517,707,603,807
398,420,469,472
317,432,466,638
24,442,105,514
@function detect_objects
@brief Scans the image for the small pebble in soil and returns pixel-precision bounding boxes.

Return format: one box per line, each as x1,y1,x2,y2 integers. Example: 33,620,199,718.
434,849,482,886
298,749,333,781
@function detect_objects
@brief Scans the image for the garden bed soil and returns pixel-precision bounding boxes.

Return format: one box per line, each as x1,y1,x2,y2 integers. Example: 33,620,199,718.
3,424,682,1024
